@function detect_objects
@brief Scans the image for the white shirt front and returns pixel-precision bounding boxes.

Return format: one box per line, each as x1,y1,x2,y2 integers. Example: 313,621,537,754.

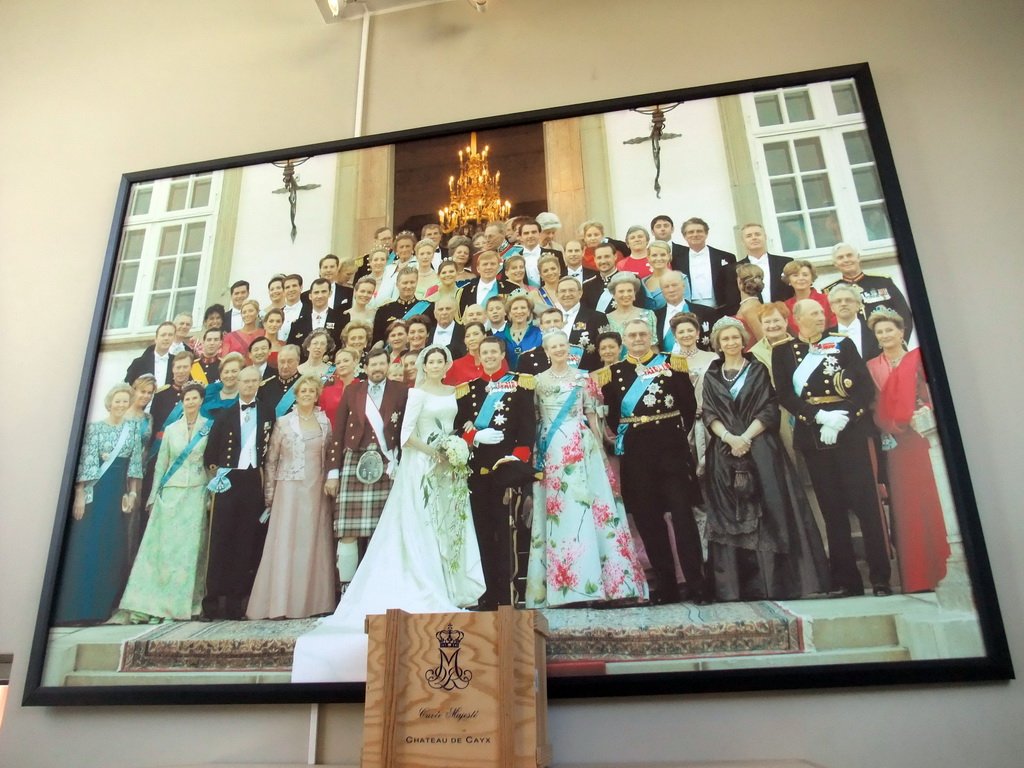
280,301,303,341
476,278,497,306
433,322,455,347
153,351,170,386
687,247,715,306
229,306,243,330
837,317,864,357
520,245,543,287
746,253,772,303
562,304,581,334
310,306,329,330
566,266,585,284
661,301,687,342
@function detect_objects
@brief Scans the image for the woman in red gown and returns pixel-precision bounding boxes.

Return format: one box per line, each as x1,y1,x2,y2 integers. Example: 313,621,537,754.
867,309,949,592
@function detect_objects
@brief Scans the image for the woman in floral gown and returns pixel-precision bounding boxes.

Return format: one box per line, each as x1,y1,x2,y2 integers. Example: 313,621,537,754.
527,330,648,608
117,381,211,622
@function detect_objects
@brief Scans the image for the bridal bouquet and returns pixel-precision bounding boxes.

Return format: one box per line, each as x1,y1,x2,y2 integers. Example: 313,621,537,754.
438,434,471,472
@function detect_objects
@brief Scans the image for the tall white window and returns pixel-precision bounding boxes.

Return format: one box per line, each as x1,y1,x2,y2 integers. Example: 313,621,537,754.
106,173,221,336
744,80,893,255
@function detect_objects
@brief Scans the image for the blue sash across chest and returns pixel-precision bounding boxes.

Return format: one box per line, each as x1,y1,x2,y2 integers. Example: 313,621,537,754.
474,375,516,430
403,300,431,319
615,354,667,455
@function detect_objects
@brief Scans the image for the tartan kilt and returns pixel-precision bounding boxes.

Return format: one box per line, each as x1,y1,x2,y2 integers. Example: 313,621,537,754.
335,448,393,537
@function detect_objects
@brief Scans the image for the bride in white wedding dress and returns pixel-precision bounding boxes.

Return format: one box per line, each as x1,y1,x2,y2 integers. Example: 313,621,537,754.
291,345,485,682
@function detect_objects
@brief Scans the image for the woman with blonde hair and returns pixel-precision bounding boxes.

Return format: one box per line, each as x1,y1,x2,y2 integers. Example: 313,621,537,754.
733,263,766,342
224,298,264,359
200,351,245,419
248,373,336,619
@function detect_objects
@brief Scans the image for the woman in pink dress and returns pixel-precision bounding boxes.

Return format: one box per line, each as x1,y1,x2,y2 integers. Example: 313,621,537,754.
247,374,336,619
866,309,949,593
224,299,265,361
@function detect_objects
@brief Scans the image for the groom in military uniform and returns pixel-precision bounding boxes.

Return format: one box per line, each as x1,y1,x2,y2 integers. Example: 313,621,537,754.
598,318,706,604
457,335,536,610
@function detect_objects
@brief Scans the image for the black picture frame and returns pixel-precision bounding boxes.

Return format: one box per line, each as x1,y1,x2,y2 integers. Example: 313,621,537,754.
23,62,1013,707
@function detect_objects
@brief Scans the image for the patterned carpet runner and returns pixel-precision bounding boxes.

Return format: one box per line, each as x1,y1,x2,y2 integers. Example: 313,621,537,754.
118,602,803,673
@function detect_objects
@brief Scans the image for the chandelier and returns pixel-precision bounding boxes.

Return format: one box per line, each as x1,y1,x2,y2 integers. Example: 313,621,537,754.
438,132,511,234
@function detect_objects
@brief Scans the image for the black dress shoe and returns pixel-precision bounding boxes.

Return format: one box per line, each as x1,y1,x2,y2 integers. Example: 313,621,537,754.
872,584,894,597
829,585,865,599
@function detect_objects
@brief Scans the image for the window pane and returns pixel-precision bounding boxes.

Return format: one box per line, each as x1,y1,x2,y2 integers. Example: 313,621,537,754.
771,179,801,213
146,294,171,325
158,225,182,257
152,259,176,291
784,90,814,122
862,204,893,240
763,143,793,175
802,173,834,208
810,212,842,247
192,178,212,208
777,216,808,252
113,262,139,295
174,290,196,317
131,186,153,216
120,229,146,261
183,221,206,253
178,255,201,287
853,167,883,202
755,95,784,127
794,138,826,171
168,182,189,211
107,297,133,330
843,131,874,165
832,82,861,115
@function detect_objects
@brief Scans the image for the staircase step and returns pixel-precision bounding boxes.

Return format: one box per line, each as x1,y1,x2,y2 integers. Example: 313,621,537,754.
75,642,123,671
808,614,899,651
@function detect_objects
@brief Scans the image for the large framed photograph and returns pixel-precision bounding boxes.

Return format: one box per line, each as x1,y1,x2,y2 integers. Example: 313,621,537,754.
24,63,1012,706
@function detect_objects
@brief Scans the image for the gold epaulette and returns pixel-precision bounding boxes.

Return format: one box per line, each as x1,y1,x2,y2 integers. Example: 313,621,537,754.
593,366,612,387
455,382,471,399
669,354,689,373
770,335,795,347
155,384,171,393
517,373,535,390
259,378,270,387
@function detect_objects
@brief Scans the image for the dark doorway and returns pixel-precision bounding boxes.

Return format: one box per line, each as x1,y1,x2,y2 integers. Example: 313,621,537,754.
393,123,547,244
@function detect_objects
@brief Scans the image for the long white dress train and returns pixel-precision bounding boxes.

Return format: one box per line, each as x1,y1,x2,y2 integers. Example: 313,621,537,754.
291,389,485,682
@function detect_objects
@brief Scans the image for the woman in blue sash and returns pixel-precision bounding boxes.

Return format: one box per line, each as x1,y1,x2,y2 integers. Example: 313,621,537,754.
298,329,336,382
200,352,244,419
500,295,543,369
527,330,648,608
54,383,143,624
701,317,829,601
116,381,211,622
530,255,564,317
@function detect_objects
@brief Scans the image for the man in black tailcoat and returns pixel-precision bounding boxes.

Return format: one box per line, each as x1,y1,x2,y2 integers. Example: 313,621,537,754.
288,277,345,349
456,336,537,610
202,365,276,619
721,223,793,315
598,318,706,604
556,276,605,371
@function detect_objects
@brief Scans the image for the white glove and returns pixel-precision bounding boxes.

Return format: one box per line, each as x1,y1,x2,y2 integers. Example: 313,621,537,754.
819,425,840,446
473,428,504,446
815,409,849,431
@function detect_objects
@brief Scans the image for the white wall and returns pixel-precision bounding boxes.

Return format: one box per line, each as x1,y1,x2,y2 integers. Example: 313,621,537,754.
1,1,1022,766
603,100,737,244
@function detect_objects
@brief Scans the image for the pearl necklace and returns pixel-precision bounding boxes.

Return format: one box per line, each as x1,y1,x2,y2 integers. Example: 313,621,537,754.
679,347,699,358
549,367,574,380
721,361,746,383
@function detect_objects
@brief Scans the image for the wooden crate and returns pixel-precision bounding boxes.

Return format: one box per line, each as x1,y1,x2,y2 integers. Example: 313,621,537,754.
362,606,551,768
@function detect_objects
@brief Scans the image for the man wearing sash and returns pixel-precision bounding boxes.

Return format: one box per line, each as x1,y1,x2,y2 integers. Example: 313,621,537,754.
202,366,276,619
457,336,536,610
653,270,716,352
597,318,706,604
259,345,302,416
324,348,408,592
824,242,913,341
372,267,423,344
582,242,626,313
771,299,891,597
456,250,518,319
483,222,521,262
517,219,561,287
191,328,223,385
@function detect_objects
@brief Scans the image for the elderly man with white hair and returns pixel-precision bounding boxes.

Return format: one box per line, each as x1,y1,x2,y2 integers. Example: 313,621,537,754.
771,298,891,598
824,242,913,340
827,283,875,358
